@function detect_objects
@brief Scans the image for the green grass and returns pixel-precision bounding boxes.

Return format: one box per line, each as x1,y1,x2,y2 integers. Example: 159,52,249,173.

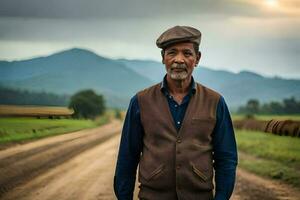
0,114,110,144
236,129,300,187
232,114,300,121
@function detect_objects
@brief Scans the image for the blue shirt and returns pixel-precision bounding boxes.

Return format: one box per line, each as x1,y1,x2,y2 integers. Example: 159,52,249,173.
114,77,238,200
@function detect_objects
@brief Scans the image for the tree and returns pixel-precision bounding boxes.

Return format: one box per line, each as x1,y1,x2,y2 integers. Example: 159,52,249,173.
268,101,284,114
69,89,105,119
238,97,300,115
245,99,260,115
283,97,300,114
114,108,122,120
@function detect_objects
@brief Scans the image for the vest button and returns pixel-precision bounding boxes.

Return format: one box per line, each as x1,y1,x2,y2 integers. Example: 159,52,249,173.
176,165,181,170
177,139,181,143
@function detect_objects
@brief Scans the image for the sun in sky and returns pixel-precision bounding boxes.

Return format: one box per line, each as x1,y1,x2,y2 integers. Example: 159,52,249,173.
265,0,279,7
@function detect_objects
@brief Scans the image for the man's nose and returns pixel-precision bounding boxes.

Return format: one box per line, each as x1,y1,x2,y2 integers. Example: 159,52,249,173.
174,53,184,63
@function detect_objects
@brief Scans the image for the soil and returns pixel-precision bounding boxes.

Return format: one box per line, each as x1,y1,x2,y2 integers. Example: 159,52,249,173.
232,168,300,200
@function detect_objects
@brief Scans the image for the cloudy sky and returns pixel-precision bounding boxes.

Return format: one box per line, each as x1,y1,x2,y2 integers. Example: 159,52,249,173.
0,0,299,78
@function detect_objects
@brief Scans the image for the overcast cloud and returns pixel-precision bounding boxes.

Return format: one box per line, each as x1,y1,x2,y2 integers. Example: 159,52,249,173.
0,0,272,19
0,0,299,78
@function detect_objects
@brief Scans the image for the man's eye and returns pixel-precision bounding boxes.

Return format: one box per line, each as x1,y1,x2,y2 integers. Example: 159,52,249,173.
184,52,192,56
167,51,175,55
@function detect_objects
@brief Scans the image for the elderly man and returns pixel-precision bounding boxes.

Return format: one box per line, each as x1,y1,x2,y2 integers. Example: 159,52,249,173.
114,26,238,200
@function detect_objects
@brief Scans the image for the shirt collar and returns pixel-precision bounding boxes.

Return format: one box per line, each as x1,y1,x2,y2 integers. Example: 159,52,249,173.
160,75,196,95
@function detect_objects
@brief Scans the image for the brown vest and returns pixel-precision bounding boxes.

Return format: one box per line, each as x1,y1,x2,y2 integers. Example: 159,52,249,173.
137,82,220,200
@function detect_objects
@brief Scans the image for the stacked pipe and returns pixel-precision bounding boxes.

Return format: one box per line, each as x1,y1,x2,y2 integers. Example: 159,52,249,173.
233,119,300,137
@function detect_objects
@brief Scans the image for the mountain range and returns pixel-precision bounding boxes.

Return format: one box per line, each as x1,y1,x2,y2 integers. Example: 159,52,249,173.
0,48,299,109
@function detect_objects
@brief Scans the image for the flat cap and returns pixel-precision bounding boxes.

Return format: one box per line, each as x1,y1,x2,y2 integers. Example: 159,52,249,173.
156,26,201,49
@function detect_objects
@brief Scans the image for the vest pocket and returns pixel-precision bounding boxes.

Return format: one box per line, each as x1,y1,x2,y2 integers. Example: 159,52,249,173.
191,163,208,182
143,164,165,181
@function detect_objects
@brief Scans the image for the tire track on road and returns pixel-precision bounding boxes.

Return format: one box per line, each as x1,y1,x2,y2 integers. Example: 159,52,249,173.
1,133,121,200
0,120,122,197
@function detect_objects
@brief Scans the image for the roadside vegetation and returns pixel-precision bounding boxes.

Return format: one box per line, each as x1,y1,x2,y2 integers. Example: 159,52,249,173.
232,114,300,121
237,97,300,115
69,89,105,119
0,88,122,145
0,113,110,144
236,129,300,188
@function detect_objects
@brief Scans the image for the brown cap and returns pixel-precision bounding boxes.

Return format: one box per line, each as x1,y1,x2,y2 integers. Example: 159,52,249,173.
156,26,201,49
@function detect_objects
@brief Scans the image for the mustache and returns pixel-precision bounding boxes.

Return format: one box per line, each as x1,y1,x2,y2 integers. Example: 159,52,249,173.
171,63,187,70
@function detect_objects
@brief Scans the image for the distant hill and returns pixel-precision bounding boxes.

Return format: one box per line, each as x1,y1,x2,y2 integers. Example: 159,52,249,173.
0,48,153,108
1,48,299,109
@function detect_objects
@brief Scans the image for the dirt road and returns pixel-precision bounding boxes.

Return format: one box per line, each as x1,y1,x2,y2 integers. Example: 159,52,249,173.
0,120,122,200
0,121,299,200
232,169,300,200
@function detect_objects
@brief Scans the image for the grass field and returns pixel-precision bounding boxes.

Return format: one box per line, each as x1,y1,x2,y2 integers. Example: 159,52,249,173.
232,114,300,121
236,129,300,187
0,114,110,144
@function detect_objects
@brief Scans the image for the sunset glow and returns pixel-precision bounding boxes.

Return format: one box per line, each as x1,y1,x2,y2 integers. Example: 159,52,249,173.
265,0,279,7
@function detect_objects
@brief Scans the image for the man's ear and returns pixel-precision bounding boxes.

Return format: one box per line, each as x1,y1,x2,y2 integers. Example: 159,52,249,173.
195,51,201,66
161,50,165,64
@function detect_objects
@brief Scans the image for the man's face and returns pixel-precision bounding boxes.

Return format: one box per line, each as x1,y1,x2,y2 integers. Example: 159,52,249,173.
162,42,200,81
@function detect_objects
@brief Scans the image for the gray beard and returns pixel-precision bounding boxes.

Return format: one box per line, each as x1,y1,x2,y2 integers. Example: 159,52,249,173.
167,63,188,80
